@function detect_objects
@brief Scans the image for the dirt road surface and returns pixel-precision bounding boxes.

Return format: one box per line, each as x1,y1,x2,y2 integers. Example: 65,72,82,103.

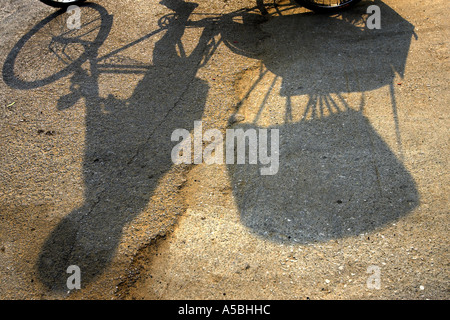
0,0,448,299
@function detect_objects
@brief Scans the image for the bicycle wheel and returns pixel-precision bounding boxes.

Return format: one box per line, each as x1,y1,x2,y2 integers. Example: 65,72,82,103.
3,4,112,89
295,0,362,13
39,0,87,8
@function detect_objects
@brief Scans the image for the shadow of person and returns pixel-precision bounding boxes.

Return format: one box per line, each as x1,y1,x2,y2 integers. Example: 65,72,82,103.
223,1,419,243
34,0,216,291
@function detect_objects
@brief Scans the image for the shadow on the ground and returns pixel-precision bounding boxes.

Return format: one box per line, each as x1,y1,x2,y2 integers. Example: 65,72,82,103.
1,0,418,290
228,110,419,243
3,0,215,291
225,0,419,243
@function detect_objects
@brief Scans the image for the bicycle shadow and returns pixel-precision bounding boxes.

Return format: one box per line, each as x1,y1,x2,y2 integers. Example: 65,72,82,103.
3,1,216,291
224,0,419,243
1,0,419,291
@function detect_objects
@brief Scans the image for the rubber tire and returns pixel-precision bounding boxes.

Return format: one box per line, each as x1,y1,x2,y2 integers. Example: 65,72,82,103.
39,0,87,8
295,0,362,13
